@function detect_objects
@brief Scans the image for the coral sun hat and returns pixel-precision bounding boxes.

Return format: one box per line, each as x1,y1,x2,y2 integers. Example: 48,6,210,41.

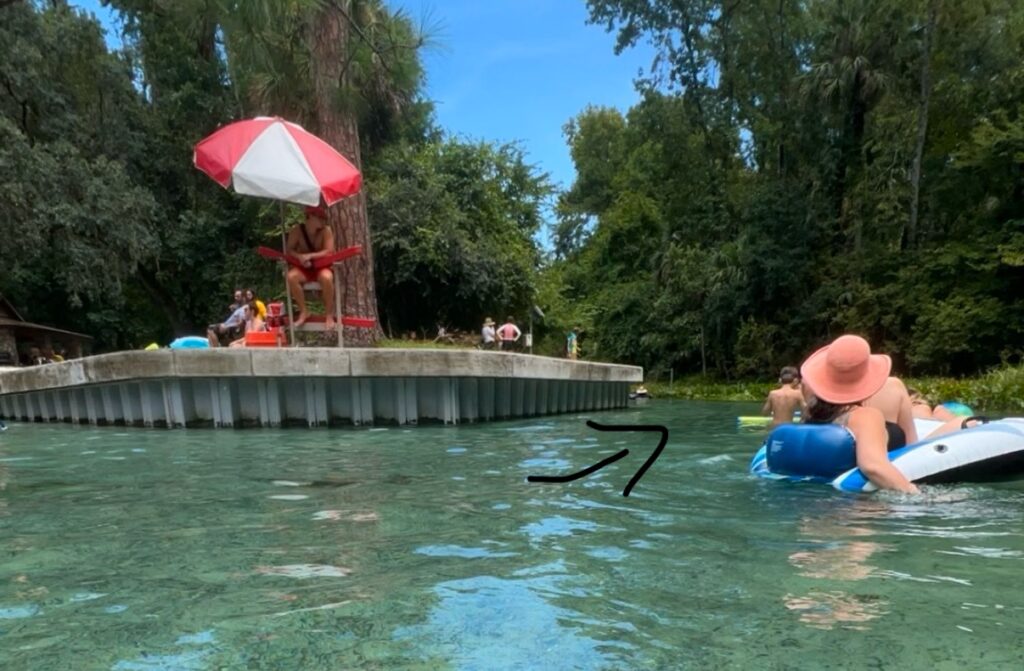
800,335,892,404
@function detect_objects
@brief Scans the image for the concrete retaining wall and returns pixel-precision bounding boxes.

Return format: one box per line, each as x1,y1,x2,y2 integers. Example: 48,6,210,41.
0,349,642,428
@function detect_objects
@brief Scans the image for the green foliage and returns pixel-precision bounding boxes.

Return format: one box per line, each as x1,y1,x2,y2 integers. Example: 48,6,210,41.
218,0,428,148
368,139,551,334
646,364,1024,411
0,2,164,348
907,366,1024,412
0,117,158,303
0,0,548,352
542,0,1024,379
643,378,775,403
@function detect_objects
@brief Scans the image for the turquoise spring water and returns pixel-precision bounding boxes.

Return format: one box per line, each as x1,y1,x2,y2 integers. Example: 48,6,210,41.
1,400,1023,670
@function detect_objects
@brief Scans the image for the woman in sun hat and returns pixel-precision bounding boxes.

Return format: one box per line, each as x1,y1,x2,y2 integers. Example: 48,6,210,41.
801,335,974,493
800,335,922,493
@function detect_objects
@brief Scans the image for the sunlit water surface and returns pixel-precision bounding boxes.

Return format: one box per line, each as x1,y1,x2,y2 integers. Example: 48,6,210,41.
1,401,1023,669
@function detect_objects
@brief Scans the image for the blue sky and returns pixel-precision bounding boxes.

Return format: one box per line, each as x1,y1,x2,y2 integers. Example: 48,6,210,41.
71,0,654,191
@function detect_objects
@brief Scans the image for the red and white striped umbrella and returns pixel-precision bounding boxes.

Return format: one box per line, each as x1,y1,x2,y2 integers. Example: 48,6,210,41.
193,117,361,206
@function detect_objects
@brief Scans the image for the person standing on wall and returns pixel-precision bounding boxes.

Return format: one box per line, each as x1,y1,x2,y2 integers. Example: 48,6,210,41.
566,326,580,360
497,316,521,352
481,317,497,350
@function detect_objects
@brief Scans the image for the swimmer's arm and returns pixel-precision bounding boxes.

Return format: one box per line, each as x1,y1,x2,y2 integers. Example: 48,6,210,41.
761,394,773,416
849,407,919,494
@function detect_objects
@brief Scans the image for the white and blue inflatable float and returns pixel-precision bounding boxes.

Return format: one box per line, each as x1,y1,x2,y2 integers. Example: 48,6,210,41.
750,418,1024,492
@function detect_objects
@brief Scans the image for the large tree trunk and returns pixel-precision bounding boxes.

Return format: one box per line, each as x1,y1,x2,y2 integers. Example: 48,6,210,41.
906,0,938,250
310,1,382,345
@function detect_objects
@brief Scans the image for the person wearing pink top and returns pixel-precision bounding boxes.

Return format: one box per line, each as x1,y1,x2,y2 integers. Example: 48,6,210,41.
497,316,521,352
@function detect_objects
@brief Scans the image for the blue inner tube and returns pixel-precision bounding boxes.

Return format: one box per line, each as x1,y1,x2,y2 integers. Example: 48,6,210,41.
751,418,1024,492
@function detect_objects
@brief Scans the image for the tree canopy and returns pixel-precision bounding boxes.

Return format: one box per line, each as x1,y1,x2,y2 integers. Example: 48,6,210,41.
0,0,549,350
2,0,1022,378
541,0,1024,376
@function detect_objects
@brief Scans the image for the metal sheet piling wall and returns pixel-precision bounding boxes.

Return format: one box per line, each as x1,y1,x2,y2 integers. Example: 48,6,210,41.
0,349,641,429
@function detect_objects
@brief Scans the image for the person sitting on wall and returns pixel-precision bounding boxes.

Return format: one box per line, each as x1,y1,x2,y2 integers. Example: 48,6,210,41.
229,288,244,313
245,288,267,321
207,303,250,347
286,205,336,329
227,301,266,348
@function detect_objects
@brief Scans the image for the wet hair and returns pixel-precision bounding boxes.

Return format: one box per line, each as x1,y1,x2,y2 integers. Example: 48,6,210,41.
779,366,799,384
804,396,854,424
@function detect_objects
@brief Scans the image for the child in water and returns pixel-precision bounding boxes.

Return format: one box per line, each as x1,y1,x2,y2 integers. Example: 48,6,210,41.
762,366,806,426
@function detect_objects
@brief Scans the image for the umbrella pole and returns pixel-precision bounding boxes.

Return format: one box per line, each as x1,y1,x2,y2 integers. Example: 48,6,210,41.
281,202,296,348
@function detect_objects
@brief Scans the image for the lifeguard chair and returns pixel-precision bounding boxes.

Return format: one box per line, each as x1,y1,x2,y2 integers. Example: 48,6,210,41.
258,245,375,346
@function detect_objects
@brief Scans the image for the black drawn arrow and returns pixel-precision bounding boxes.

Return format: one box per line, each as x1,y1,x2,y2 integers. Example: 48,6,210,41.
527,420,668,497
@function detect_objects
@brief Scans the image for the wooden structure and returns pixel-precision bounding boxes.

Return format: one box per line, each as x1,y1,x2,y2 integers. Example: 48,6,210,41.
0,294,91,366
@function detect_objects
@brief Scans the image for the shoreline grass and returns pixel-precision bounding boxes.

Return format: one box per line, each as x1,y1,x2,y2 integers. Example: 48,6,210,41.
639,366,1024,412
333,340,1024,412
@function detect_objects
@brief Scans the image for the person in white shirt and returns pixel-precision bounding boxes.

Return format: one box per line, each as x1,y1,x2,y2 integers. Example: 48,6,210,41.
481,317,497,350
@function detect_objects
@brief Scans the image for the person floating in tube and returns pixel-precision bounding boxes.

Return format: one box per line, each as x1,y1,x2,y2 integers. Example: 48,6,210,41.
800,335,977,493
906,388,957,421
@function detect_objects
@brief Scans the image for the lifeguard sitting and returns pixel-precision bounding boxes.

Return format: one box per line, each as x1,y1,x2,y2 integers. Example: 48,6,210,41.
286,205,336,328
